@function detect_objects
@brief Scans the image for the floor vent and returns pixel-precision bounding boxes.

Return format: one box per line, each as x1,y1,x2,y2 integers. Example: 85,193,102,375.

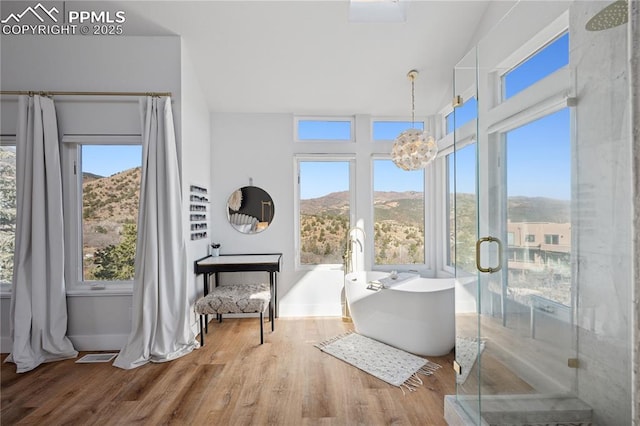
75,353,118,363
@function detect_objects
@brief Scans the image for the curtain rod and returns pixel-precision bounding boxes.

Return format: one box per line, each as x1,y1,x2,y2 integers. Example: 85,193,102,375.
0,90,172,97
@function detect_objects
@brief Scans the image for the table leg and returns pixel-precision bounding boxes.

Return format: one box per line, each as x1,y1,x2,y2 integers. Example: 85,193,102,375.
270,271,278,318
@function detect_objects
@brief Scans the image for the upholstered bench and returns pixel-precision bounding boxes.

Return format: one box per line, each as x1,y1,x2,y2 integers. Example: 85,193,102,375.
195,283,273,345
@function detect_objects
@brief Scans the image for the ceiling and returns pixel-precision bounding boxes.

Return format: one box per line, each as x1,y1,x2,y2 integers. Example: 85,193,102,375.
118,1,503,117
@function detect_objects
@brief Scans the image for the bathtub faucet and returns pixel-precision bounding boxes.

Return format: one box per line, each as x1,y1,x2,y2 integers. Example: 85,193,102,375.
348,227,366,252
343,242,352,273
343,227,366,274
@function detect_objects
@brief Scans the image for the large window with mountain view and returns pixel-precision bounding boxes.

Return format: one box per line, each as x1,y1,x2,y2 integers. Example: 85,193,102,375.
505,108,570,305
80,144,141,282
298,160,351,265
373,159,424,265
0,144,16,285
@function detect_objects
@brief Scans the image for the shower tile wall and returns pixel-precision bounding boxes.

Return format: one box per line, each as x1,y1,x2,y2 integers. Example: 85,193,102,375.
570,2,632,425
632,2,640,425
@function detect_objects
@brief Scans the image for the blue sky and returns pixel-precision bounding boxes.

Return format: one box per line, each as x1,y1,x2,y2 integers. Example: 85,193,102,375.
82,145,142,177
300,161,350,200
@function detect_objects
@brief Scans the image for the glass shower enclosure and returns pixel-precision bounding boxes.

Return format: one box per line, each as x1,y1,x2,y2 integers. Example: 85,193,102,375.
451,2,633,425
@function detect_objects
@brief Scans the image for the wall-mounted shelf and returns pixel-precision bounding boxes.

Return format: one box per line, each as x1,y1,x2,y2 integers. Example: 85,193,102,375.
189,184,209,240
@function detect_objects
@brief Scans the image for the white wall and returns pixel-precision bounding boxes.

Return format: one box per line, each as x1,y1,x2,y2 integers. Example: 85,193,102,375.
0,34,210,351
179,40,213,327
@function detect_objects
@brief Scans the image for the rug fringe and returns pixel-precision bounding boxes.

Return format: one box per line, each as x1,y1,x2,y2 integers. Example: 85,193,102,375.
314,330,354,350
418,361,441,376
399,361,442,395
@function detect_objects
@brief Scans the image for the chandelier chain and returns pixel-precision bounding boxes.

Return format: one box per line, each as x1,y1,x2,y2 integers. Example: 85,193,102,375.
411,78,415,127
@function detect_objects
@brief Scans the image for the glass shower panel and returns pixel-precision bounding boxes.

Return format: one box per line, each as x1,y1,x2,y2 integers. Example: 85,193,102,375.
452,2,633,424
485,107,577,396
452,46,481,424
472,2,580,422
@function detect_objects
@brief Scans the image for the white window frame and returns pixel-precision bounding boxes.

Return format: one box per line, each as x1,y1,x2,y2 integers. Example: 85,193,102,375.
442,150,456,275
62,134,141,294
294,116,355,143
294,155,356,270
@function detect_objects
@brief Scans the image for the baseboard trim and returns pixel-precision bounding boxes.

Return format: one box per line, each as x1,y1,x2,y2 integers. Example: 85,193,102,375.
68,334,129,351
70,320,201,352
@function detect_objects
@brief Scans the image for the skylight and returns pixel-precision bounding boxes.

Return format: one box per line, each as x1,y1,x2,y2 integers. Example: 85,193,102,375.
349,0,408,23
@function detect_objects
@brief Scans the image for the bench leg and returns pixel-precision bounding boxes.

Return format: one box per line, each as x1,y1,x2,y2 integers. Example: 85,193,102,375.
199,315,205,346
270,300,274,332
260,312,264,344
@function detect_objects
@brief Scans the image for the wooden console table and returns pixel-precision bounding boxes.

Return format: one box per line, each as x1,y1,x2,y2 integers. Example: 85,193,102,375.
194,253,282,318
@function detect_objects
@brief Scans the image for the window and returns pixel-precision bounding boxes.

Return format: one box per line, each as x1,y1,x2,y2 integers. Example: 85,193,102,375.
373,159,424,265
446,153,454,267
372,121,423,141
445,97,477,134
296,119,353,141
64,138,142,287
0,144,16,285
505,108,571,305
447,142,476,274
503,32,569,99
297,160,351,265
544,234,560,245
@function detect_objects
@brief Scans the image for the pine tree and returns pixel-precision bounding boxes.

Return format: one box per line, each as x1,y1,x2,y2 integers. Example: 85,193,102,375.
92,223,137,280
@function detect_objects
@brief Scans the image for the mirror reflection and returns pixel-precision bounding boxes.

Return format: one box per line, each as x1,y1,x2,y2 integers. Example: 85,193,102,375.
227,186,274,234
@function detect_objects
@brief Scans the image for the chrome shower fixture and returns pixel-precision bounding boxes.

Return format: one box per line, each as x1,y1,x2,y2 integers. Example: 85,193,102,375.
586,0,628,31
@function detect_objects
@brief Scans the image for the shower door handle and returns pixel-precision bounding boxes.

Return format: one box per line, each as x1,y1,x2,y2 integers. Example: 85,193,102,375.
475,236,502,273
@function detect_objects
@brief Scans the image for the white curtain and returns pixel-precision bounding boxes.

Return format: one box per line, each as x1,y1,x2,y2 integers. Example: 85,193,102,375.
113,97,197,369
5,95,78,373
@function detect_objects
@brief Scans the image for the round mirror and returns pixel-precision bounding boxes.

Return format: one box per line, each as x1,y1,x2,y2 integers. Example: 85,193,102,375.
227,186,274,234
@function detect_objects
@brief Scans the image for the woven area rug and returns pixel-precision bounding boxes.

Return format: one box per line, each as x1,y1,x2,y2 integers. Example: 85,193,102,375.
455,336,486,384
315,332,441,393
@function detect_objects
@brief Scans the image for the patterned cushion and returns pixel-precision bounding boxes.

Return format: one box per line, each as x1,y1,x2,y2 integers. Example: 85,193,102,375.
195,283,271,315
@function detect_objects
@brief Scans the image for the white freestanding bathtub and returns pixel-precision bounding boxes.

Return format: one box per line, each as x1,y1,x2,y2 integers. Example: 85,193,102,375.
345,271,455,356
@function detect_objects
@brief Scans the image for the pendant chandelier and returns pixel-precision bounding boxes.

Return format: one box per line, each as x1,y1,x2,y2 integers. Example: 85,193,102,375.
391,70,438,171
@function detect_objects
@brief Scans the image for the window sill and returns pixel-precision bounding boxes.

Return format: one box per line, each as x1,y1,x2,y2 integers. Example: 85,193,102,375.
0,285,133,298
295,264,344,272
66,285,133,297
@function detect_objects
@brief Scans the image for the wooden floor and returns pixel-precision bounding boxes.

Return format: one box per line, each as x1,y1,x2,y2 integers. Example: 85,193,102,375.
1,318,456,425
